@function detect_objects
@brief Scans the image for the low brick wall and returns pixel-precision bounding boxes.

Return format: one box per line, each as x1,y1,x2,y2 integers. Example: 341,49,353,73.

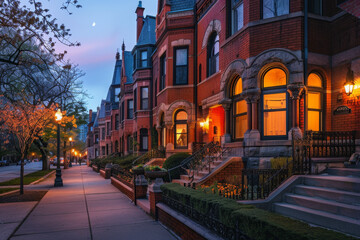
111,177,148,201
92,165,99,173
111,177,134,201
157,203,217,240
100,169,111,179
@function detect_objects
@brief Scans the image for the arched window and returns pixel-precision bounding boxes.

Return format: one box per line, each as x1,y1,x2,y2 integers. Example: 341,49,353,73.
262,68,288,138
231,77,247,140
207,33,219,77
307,73,323,131
174,110,188,148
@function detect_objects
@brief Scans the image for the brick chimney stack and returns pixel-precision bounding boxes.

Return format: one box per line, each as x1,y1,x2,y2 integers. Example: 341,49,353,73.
89,109,93,123
136,1,145,42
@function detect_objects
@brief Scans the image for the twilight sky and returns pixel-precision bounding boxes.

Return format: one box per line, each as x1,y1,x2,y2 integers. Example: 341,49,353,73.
45,0,157,112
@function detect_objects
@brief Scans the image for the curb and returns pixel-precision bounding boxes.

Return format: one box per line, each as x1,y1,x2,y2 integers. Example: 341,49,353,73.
29,170,56,185
0,189,20,197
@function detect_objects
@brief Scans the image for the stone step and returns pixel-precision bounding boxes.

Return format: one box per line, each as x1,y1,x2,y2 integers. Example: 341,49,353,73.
285,193,360,220
294,185,360,206
274,203,360,237
327,168,360,178
304,175,360,193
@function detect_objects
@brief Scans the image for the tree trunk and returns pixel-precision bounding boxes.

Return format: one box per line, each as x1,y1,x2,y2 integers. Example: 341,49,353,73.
35,139,49,170
63,141,68,169
20,157,24,195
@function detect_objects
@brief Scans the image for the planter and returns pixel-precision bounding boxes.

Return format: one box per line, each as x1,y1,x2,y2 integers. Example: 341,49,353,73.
132,167,145,175
145,170,168,180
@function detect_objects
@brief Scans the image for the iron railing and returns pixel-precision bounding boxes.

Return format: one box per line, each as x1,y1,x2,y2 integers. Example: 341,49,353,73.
162,194,251,240
167,142,229,184
305,131,356,158
132,148,166,166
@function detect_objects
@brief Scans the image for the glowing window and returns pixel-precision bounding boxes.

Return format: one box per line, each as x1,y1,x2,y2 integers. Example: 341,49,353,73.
308,73,322,88
234,77,243,96
175,111,188,148
263,93,287,137
233,100,247,139
176,111,187,121
263,68,286,88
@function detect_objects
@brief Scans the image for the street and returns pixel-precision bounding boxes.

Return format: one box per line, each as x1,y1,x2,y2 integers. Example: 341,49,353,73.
0,162,42,183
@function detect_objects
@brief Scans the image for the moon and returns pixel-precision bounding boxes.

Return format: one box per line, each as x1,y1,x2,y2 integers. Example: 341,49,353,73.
92,22,96,27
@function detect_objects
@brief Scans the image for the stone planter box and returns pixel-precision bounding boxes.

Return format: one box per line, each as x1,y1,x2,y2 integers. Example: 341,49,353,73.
92,165,99,173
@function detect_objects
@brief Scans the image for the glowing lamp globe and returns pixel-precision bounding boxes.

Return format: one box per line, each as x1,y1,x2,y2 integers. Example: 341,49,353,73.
55,109,63,122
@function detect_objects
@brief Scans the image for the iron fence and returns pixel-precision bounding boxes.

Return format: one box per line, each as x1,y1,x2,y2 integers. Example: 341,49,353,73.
162,194,251,240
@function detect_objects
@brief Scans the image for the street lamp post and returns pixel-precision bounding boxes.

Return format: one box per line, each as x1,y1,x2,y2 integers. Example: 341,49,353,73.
69,137,73,167
54,109,63,187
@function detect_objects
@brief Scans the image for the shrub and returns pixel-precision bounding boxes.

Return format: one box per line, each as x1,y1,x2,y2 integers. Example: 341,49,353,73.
161,183,356,240
163,153,190,180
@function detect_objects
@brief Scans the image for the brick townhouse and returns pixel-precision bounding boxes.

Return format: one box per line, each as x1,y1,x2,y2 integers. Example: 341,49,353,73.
87,0,360,161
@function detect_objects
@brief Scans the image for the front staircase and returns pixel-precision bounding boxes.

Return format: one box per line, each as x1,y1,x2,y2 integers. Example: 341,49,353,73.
273,167,360,237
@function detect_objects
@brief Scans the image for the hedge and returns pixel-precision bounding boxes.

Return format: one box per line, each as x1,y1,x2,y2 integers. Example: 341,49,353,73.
91,154,137,170
161,183,356,240
163,152,190,180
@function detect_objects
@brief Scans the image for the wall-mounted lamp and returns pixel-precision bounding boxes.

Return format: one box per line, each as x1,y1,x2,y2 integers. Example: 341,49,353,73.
344,67,355,96
200,117,210,134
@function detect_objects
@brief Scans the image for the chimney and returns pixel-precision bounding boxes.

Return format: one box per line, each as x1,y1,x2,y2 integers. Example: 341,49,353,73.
135,1,145,42
89,109,93,123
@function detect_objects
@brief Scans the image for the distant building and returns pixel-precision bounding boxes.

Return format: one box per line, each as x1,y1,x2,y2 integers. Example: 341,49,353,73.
78,124,87,143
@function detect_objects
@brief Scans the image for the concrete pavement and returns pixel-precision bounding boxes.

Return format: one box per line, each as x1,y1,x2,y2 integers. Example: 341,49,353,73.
6,165,177,240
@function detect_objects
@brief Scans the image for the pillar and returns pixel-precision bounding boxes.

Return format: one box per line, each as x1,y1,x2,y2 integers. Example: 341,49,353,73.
221,101,232,143
287,84,304,140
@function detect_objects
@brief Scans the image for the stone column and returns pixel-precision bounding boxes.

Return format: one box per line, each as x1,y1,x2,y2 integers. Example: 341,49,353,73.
287,84,305,140
156,126,161,148
220,98,232,144
243,89,261,144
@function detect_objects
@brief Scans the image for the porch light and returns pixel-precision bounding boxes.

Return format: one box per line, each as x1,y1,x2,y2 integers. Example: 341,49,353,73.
344,67,355,96
200,117,210,133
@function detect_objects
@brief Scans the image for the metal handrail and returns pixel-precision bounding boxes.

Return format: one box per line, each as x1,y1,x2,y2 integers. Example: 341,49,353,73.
132,148,165,166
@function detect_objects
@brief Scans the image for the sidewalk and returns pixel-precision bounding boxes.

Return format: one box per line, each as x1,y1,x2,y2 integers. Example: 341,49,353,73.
7,165,177,240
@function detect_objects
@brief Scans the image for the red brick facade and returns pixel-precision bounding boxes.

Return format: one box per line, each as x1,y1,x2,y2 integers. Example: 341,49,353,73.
87,0,360,161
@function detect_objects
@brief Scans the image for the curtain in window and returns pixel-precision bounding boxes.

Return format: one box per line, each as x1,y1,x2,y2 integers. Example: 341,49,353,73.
175,48,188,85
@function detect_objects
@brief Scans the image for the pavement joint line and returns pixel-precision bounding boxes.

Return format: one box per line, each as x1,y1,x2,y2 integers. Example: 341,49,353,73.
81,168,94,240
7,197,43,240
11,227,90,237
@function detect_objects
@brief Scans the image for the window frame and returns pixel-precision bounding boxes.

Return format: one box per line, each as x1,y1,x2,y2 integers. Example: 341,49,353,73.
305,72,324,131
133,88,137,113
261,67,289,140
231,0,244,35
308,0,322,15
173,46,189,85
207,33,220,77
140,50,148,68
127,99,134,119
133,53,137,70
230,77,247,141
140,128,149,151
174,110,188,149
160,53,166,91
262,0,290,19
140,86,149,110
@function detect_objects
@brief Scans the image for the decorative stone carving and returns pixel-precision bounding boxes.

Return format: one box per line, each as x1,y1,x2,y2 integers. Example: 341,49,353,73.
242,88,261,103
287,83,305,100
202,19,221,49
220,59,247,97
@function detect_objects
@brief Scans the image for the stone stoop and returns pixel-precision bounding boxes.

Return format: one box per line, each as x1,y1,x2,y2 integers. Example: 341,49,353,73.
172,158,230,186
273,168,360,237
